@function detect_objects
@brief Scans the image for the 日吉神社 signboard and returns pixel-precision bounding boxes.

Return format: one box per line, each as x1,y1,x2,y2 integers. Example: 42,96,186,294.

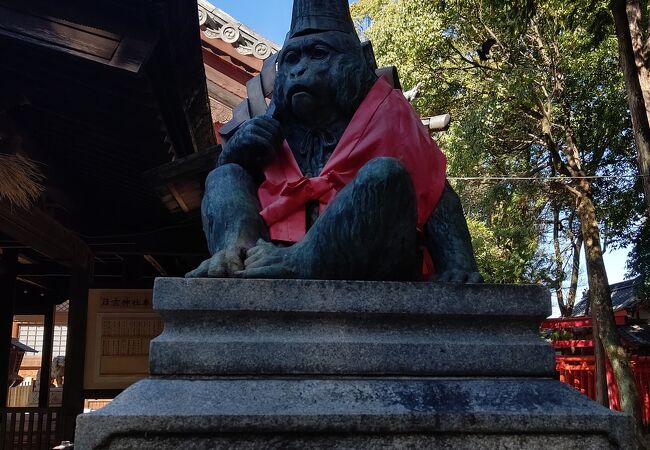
83,289,163,390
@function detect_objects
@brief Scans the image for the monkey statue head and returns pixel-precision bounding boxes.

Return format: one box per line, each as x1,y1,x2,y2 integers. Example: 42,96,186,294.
274,0,377,132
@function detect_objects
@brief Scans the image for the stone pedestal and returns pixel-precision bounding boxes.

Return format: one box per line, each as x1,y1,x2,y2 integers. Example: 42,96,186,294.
75,279,634,449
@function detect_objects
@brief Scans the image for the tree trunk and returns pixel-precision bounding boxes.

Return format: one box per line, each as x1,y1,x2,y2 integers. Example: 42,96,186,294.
591,304,610,407
624,0,650,115
565,230,582,315
577,189,643,430
612,0,650,216
552,203,568,316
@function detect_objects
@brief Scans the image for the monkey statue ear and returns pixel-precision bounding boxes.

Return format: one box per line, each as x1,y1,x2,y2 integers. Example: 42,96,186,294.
375,66,402,91
362,39,403,91
361,40,378,72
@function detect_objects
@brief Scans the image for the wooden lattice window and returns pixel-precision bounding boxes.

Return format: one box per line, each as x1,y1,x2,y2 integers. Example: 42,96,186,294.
17,324,68,357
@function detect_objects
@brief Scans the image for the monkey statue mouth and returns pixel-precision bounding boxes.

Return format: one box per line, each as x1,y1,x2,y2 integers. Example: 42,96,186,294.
285,84,341,126
291,90,319,118
292,91,314,104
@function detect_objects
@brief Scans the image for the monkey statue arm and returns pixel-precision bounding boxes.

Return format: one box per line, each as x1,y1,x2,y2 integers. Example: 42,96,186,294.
425,182,484,283
218,116,283,177
186,116,281,278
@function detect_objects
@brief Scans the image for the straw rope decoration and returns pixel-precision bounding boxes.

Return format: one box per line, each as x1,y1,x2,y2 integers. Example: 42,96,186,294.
0,153,44,208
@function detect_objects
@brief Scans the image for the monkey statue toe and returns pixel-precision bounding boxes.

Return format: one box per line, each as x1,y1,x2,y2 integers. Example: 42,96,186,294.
186,0,482,283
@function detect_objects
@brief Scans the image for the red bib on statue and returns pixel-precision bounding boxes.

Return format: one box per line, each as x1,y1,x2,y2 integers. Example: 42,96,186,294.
258,76,447,246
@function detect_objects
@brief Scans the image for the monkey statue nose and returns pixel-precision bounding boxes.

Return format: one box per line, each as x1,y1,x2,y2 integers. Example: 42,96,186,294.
291,67,307,78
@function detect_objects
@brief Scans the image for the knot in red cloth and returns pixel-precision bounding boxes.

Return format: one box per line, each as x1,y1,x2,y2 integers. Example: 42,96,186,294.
262,171,345,227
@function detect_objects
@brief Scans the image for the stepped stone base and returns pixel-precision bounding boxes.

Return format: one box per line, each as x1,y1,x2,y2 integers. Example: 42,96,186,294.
74,279,634,449
77,378,630,449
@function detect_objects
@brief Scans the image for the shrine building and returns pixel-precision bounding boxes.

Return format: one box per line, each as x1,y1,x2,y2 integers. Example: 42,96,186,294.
0,1,278,447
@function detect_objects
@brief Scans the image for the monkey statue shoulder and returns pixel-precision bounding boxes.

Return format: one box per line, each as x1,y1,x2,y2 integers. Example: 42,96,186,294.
187,0,483,283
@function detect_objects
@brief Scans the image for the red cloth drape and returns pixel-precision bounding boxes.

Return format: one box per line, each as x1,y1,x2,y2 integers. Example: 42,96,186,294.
257,76,447,277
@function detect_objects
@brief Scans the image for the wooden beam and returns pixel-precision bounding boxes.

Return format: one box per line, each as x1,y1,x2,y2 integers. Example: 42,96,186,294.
0,200,92,270
204,64,248,100
540,314,628,329
0,5,120,59
202,47,254,87
144,147,219,185
144,148,218,214
552,340,594,349
167,184,191,213
0,3,158,74
206,78,245,108
144,255,167,276
158,0,216,154
200,32,263,72
16,277,50,291
0,249,17,407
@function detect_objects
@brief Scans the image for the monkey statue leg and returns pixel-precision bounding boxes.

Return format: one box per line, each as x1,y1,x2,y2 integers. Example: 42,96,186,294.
239,157,421,281
186,163,269,278
424,182,483,283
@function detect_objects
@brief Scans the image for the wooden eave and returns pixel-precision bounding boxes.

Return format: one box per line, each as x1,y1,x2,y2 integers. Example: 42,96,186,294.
0,2,157,75
201,31,264,73
144,146,219,214
145,1,281,216
0,0,215,159
0,0,216,285
201,33,258,108
0,200,92,270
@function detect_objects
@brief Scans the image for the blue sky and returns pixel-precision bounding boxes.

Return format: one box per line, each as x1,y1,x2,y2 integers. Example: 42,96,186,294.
213,0,632,295
214,0,293,44
213,0,356,44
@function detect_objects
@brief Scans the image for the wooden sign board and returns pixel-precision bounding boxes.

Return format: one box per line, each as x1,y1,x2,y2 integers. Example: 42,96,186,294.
83,289,162,390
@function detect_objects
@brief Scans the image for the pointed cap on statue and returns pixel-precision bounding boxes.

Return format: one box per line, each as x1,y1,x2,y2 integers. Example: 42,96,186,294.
289,0,356,38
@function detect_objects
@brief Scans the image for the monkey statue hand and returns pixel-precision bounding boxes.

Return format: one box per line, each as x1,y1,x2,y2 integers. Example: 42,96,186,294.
218,116,283,174
425,183,484,284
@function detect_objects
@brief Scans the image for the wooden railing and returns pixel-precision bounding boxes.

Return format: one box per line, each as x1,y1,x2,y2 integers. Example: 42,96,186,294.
7,384,32,408
0,408,63,450
557,355,650,426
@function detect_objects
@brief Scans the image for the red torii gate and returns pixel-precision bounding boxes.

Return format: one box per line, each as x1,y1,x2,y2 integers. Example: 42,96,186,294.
541,313,650,426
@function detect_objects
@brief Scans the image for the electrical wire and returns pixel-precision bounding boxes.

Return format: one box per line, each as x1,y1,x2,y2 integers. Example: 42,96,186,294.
448,174,648,181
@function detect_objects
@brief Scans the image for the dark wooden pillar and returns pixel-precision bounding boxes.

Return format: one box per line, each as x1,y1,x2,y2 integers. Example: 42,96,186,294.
39,304,55,407
0,249,18,407
61,266,90,439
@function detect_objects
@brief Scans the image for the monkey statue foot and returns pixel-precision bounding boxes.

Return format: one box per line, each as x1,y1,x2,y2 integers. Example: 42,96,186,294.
185,241,249,278
432,269,484,284
235,239,306,279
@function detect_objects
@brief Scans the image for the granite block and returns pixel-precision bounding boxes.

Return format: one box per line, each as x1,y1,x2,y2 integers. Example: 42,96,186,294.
75,378,632,449
150,279,555,376
74,279,635,449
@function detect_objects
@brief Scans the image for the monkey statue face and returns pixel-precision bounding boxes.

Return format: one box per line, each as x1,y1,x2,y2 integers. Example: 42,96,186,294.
274,31,377,129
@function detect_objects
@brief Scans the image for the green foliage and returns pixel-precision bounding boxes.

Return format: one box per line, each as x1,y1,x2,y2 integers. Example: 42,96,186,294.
549,328,574,342
352,0,637,286
467,216,548,283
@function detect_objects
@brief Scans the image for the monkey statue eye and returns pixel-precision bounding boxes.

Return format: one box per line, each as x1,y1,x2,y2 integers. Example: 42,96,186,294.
311,46,329,60
283,50,299,64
